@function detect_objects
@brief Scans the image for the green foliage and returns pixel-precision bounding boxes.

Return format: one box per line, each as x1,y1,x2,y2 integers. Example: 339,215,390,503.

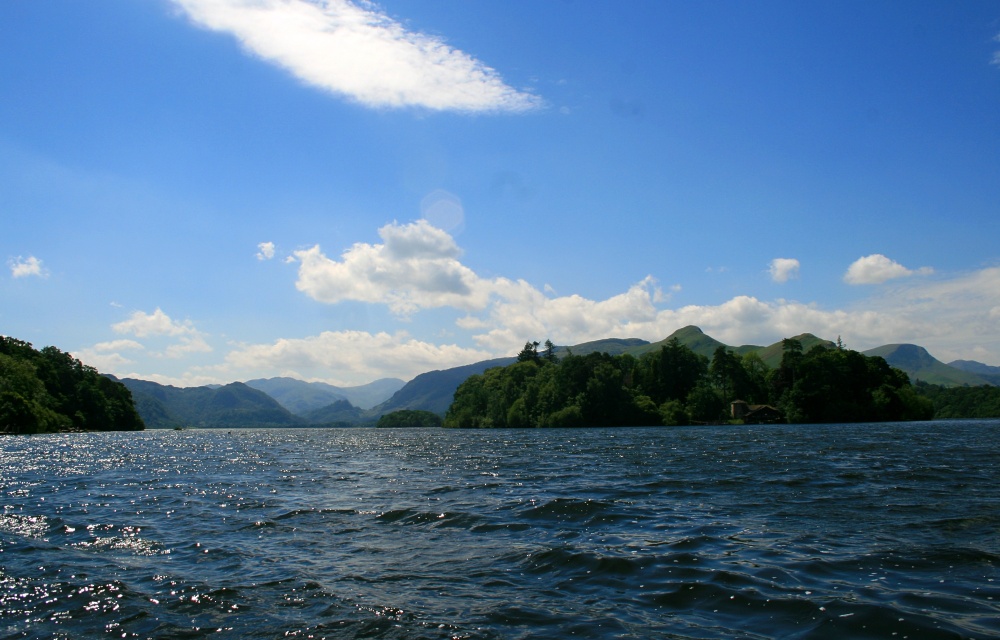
752,334,837,368
629,326,726,359
542,339,558,363
767,344,931,423
445,336,935,428
376,409,444,428
915,383,1000,418
374,357,515,417
0,337,144,433
446,341,703,428
445,349,661,428
516,341,541,364
634,337,708,403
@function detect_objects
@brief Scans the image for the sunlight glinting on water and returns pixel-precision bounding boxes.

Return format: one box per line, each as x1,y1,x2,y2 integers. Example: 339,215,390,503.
2,423,999,639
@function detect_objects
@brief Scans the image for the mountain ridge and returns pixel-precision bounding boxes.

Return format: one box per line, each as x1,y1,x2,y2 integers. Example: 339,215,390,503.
862,344,993,387
244,376,405,413
121,328,997,427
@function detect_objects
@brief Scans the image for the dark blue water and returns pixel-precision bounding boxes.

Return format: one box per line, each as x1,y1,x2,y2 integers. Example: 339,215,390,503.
1,421,998,639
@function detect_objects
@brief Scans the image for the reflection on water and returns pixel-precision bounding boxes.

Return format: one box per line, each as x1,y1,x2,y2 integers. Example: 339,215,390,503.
2,421,998,639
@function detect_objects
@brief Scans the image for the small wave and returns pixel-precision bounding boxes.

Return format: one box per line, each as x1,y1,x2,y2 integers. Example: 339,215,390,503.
272,507,357,521
470,522,531,533
0,512,50,538
519,497,623,524
373,508,486,530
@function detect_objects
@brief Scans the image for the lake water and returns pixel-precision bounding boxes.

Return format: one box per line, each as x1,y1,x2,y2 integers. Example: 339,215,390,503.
1,421,998,639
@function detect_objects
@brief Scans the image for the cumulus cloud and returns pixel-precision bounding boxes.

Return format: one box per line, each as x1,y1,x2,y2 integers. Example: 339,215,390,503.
9,255,47,279
221,330,493,385
292,219,490,315
769,258,800,283
71,350,136,373
287,222,1000,366
113,308,199,338
256,241,276,260
70,340,143,373
172,0,541,113
100,249,1000,384
111,308,213,359
91,339,145,352
467,276,665,352
843,254,933,285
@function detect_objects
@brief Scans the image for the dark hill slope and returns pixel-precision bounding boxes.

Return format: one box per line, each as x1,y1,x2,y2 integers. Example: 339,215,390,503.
122,379,304,428
948,360,1000,386
302,399,367,424
626,326,767,360
862,344,991,387
562,338,649,356
244,377,347,414
373,357,515,417
752,334,837,368
627,326,725,358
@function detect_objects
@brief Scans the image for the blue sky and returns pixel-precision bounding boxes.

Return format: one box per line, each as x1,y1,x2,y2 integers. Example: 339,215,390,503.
2,0,1000,386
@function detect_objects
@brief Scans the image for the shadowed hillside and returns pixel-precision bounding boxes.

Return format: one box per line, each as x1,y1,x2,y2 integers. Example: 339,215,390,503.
121,379,304,429
863,344,991,387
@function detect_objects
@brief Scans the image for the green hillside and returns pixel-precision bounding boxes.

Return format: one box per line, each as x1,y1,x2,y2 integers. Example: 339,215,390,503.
122,379,304,428
948,360,1000,386
302,399,367,424
0,336,144,433
627,326,726,358
118,328,998,427
751,334,837,368
862,344,991,387
561,337,649,357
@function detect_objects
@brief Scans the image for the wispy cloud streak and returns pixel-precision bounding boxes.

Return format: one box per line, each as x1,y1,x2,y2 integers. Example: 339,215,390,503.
172,0,542,112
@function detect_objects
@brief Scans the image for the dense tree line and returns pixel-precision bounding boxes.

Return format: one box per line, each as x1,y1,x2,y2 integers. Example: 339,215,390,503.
376,409,444,428
0,336,145,433
914,382,1000,418
444,338,934,428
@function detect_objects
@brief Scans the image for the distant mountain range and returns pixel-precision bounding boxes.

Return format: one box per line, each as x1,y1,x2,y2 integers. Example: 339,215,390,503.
120,379,303,429
119,326,998,428
946,360,1000,385
860,344,993,387
243,376,405,412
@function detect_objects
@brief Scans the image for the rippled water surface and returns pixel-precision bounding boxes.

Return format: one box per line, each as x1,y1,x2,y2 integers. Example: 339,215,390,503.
2,421,998,639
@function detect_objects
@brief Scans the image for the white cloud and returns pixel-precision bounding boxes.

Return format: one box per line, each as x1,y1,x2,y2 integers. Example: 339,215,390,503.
9,255,47,279
292,219,490,315
220,330,493,385
71,350,136,373
769,258,800,283
164,335,214,358
113,308,198,338
256,241,276,260
469,276,664,352
102,220,1000,386
92,339,145,352
172,0,541,113
288,222,1000,367
111,308,213,359
843,254,933,285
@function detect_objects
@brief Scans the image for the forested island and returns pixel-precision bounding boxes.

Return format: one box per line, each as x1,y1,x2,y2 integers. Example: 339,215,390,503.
0,337,145,433
5,330,1000,433
444,338,935,428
